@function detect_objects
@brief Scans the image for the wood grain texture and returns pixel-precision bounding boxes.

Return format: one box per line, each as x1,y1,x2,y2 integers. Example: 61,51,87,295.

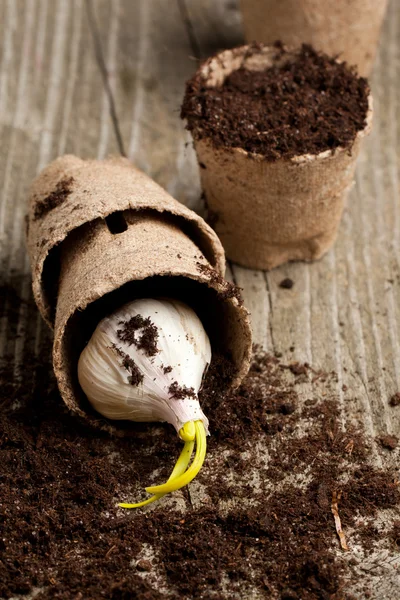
0,0,120,369
0,0,399,597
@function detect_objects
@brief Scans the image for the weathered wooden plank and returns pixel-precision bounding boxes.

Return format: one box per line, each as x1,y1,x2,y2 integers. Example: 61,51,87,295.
99,0,200,207
0,0,119,370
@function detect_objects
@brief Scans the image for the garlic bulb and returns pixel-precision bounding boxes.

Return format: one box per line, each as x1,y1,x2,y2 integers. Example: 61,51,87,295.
78,298,211,509
78,298,211,435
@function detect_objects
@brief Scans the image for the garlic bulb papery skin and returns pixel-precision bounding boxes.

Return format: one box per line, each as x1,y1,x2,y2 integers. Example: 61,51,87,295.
78,298,211,435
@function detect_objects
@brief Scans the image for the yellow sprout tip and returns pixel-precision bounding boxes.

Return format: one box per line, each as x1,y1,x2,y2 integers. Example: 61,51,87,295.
118,495,160,509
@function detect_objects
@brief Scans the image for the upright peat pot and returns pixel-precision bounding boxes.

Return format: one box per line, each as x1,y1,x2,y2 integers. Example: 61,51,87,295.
240,0,388,77
182,43,373,270
27,155,252,507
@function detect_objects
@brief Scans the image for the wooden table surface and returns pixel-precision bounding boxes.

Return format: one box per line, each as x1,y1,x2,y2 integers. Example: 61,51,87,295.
0,1,399,598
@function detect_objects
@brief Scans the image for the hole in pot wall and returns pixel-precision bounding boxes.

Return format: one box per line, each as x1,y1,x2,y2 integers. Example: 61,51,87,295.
105,212,128,234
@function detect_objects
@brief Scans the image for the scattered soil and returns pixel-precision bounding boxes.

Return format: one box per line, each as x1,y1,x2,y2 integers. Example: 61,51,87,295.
33,176,74,220
168,381,197,400
196,262,243,304
378,434,399,451
1,282,399,600
280,278,294,289
182,43,370,161
282,361,310,376
118,314,159,356
113,344,144,386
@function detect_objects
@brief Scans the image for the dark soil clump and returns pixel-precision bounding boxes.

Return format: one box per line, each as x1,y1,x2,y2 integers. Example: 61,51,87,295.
280,277,294,289
113,344,144,386
389,392,400,406
182,43,370,161
378,434,399,451
33,176,74,220
118,314,159,356
168,381,197,400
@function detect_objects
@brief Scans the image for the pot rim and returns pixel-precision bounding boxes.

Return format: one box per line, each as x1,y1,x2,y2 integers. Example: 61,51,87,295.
190,43,373,164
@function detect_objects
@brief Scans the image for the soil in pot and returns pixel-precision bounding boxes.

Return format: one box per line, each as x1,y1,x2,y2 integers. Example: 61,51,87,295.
182,43,370,161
